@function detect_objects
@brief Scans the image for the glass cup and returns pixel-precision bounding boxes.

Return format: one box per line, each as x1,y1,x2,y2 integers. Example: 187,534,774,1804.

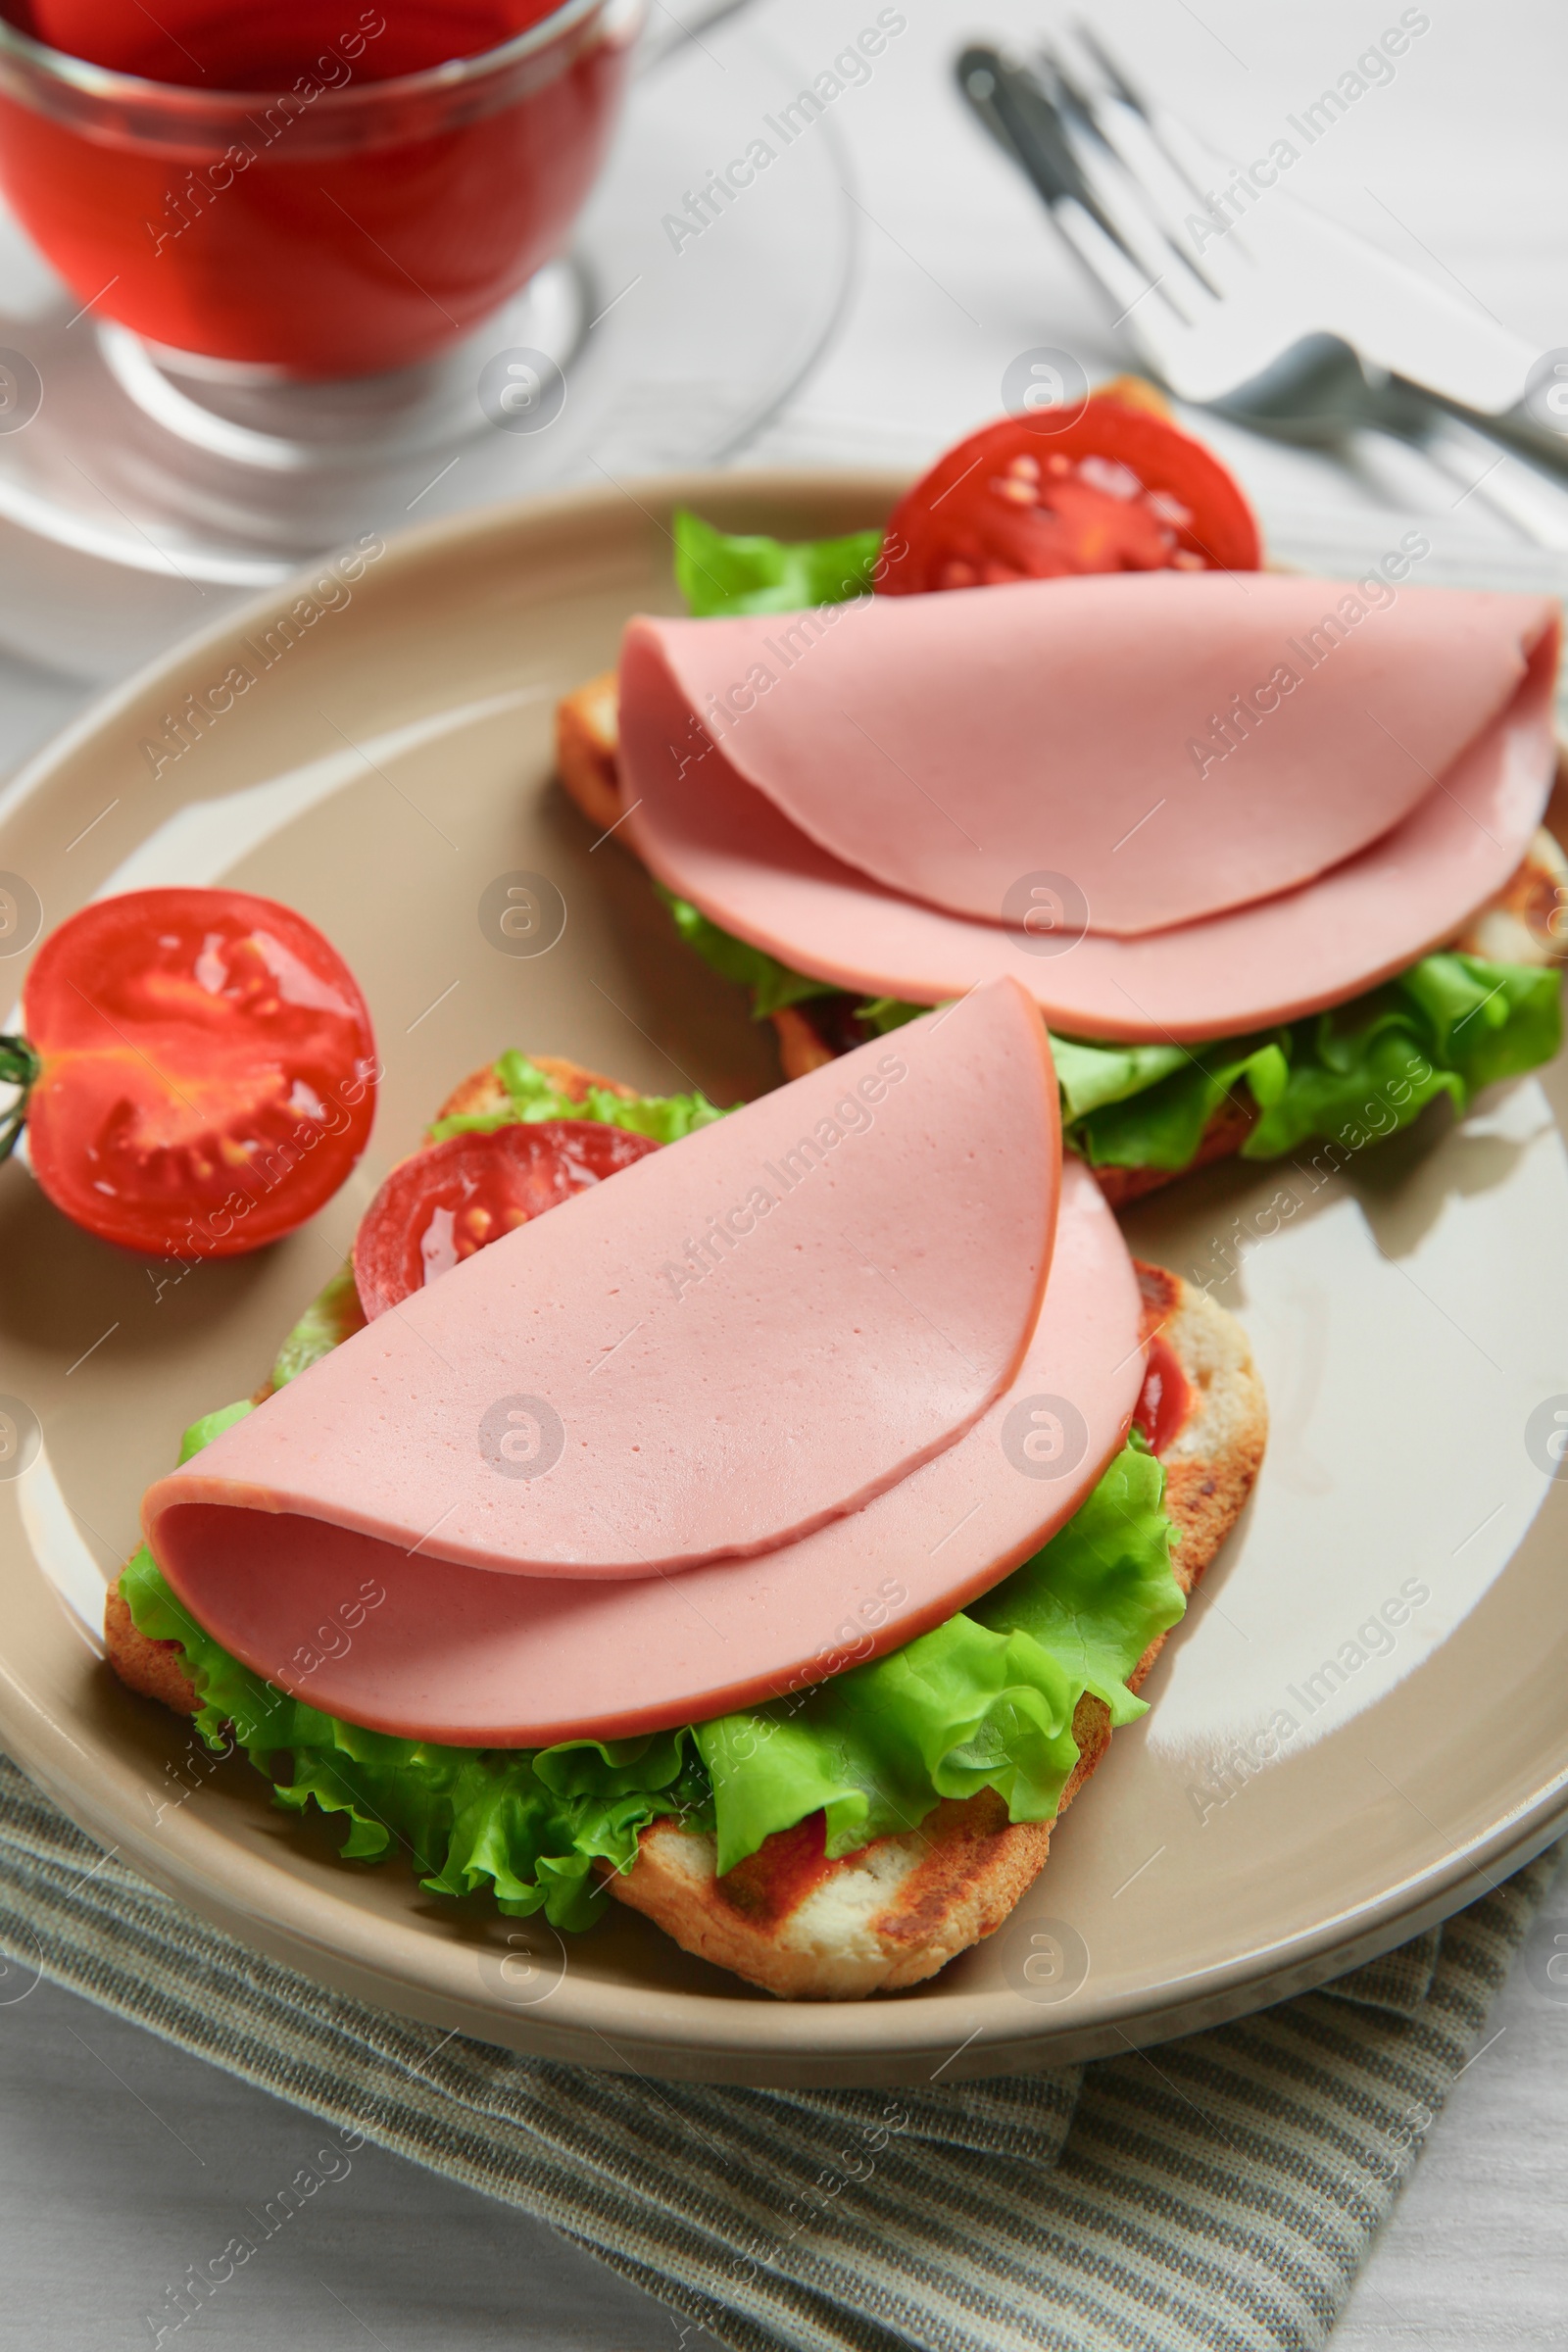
0,0,640,378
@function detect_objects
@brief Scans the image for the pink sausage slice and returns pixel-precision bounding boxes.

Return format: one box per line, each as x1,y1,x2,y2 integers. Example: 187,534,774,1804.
146,1160,1142,1746
144,980,1058,1584
624,613,1559,1044
620,571,1556,939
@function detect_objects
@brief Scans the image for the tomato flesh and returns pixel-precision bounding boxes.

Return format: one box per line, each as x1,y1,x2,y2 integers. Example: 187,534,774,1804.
21,888,377,1259
353,1119,661,1319
1133,1333,1192,1456
878,401,1262,596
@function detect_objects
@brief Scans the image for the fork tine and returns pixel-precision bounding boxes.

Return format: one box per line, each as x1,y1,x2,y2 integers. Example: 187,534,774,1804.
974,47,1159,287
1066,23,1265,277
955,44,1200,379
1118,99,1268,283
1071,23,1210,205
1000,60,1124,231
1054,196,1193,353
1069,23,1138,109
1033,40,1098,130
1024,51,1214,315
1039,44,1198,234
1045,39,1249,293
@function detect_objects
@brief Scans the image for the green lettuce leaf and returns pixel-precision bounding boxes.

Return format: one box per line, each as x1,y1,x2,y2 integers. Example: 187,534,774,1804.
657,887,928,1033
123,1416,1176,1919
696,1443,1181,1871
1399,951,1560,1087
673,508,884,618
656,885,840,1018
175,1398,253,1463
1067,1037,1289,1173
270,1262,364,1388
428,1049,723,1146
657,884,1559,1169
856,997,926,1036
1071,952,1560,1169
1049,1034,1194,1122
121,1517,710,1932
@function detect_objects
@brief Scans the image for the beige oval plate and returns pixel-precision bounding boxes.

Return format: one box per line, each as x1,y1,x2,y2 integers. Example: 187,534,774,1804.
1,474,1566,2087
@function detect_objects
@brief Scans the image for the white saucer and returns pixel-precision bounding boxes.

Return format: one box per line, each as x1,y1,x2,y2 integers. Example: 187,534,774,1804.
0,23,855,676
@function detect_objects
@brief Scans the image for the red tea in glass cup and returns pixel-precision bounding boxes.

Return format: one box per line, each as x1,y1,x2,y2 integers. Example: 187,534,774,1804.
0,0,637,376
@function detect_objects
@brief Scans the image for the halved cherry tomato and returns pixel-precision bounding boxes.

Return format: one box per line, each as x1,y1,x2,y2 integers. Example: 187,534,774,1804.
353,1119,661,1319
877,400,1262,595
7,887,377,1260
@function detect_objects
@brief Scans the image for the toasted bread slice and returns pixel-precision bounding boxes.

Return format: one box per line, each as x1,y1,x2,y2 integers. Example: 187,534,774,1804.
555,667,622,838
610,1788,1063,2002
1457,822,1568,965
769,1003,841,1081
104,1582,201,1717
1094,372,1174,417
1090,1099,1258,1210
605,1262,1265,1997
554,672,1566,1203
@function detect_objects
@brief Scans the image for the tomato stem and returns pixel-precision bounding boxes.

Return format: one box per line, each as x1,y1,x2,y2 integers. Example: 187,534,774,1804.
0,1034,38,1163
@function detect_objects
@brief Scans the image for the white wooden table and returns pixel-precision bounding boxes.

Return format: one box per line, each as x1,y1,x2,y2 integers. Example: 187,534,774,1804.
2,0,1566,2340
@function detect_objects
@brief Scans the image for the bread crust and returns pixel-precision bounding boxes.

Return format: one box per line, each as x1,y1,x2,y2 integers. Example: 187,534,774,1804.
1074,1099,1257,1210
1455,823,1568,967
1131,1262,1268,1609
104,1582,201,1716
554,667,622,837
771,1004,842,1082
612,1790,1061,2001
606,1262,1267,1997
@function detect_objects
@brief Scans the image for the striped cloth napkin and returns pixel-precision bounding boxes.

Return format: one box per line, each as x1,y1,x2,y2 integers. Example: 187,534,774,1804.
0,1753,1555,2352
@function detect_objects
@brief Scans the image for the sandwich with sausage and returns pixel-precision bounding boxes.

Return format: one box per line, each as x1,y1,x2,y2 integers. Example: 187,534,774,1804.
109,981,1265,1998
559,398,1565,1208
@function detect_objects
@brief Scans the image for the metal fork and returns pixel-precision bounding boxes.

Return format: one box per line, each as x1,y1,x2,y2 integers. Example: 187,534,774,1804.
956,34,1568,543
